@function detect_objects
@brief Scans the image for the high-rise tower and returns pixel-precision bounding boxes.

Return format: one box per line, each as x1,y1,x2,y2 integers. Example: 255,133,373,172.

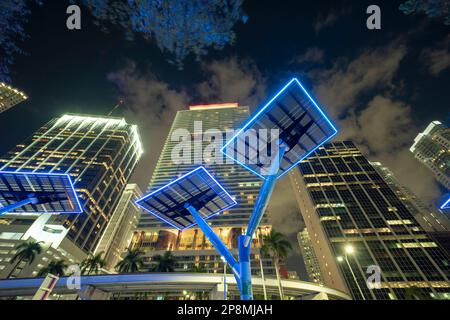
0,82,27,114
289,141,450,300
410,121,450,190
94,183,142,270
0,114,143,253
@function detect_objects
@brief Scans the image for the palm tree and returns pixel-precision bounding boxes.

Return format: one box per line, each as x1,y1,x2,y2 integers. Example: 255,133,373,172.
80,252,107,275
8,240,43,278
150,251,175,272
37,259,68,277
261,229,292,300
115,249,145,273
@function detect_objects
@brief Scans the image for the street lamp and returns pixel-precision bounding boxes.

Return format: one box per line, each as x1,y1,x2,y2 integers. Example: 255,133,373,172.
337,244,366,300
345,244,354,254
221,256,227,300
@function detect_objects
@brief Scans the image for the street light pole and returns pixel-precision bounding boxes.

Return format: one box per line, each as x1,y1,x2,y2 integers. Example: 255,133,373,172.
259,251,268,300
344,254,366,300
221,256,227,300
338,244,366,300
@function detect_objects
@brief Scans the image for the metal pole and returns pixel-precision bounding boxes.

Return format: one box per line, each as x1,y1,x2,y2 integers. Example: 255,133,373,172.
238,145,286,300
223,261,227,300
259,252,268,300
0,195,38,216
345,254,365,300
187,205,241,284
238,235,253,300
245,145,286,246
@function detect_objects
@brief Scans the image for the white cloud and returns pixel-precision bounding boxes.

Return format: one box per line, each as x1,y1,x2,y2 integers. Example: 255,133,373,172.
421,34,450,76
313,42,407,117
292,47,325,65
196,57,266,109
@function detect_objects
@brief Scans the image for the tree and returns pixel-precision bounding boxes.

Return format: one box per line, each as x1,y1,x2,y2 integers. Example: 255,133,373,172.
78,0,247,68
0,0,42,82
37,259,68,277
0,1,247,81
115,248,145,273
80,252,107,275
8,240,43,278
150,251,175,272
400,0,450,25
261,229,292,300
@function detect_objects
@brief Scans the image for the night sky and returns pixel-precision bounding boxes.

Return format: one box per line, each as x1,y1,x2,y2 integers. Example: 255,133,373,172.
1,0,449,277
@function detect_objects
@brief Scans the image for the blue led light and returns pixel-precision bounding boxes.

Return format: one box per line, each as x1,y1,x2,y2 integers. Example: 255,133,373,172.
440,196,450,210
0,170,83,214
135,166,237,230
221,78,338,180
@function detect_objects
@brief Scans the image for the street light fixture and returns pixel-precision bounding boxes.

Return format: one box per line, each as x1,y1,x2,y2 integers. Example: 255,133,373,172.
345,244,354,255
338,244,366,300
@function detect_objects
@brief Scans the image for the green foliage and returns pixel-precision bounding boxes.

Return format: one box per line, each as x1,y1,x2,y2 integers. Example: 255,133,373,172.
400,0,450,24
260,229,293,262
115,248,145,273
150,251,176,272
37,259,68,277
80,252,107,275
11,240,43,265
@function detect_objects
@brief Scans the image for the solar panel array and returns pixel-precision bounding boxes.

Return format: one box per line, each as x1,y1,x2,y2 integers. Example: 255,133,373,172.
0,171,83,214
222,78,338,180
136,167,237,230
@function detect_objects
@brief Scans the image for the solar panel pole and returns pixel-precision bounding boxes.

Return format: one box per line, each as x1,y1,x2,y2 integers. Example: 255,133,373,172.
186,205,242,287
239,144,287,300
0,194,39,216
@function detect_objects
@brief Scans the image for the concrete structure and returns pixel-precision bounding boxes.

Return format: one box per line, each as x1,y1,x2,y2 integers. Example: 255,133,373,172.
298,228,324,285
132,104,275,276
0,273,351,300
94,184,142,270
410,121,450,190
0,214,86,279
0,82,27,114
0,114,143,254
289,141,450,300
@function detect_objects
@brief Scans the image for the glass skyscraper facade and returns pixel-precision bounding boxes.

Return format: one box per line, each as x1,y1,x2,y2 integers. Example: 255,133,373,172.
0,114,143,253
410,121,450,190
289,141,450,300
95,183,142,270
132,104,274,275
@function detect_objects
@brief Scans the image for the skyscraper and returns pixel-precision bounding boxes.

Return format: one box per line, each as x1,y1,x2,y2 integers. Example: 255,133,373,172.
410,121,450,190
0,82,27,114
95,183,142,270
131,104,275,276
289,141,450,300
0,114,143,254
298,228,324,285
371,162,450,233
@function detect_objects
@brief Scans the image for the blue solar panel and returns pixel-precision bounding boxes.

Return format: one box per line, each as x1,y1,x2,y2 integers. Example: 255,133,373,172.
0,171,83,214
221,78,338,180
135,166,237,230
440,196,450,210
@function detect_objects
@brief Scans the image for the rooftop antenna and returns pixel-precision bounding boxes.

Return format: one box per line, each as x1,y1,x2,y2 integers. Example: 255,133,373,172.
107,99,124,116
